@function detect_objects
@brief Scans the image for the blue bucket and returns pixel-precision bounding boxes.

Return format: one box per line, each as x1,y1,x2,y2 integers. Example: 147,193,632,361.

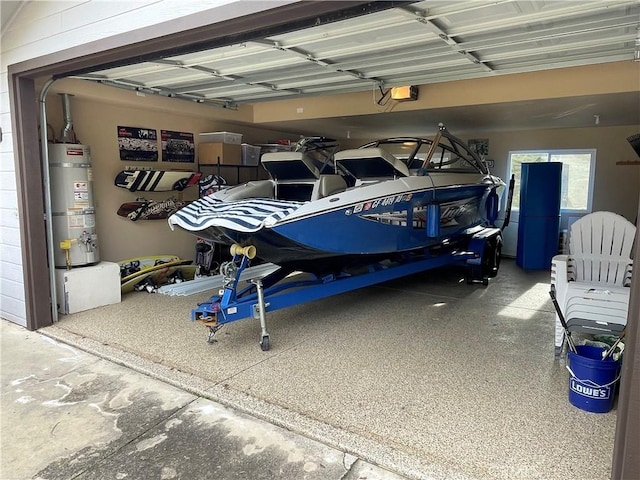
567,345,621,413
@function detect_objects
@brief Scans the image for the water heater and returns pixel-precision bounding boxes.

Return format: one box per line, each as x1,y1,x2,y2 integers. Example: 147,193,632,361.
49,143,100,267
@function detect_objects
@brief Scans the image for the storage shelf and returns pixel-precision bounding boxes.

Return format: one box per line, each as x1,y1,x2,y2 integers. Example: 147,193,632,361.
199,163,265,185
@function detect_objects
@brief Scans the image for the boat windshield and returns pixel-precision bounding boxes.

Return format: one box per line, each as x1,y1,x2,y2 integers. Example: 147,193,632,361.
360,126,488,175
294,136,340,174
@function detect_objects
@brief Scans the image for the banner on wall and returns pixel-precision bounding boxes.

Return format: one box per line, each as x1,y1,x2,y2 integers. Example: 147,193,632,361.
117,126,158,161
161,130,195,163
468,138,489,157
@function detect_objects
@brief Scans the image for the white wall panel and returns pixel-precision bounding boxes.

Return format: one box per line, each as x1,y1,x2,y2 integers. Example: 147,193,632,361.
0,190,18,211
10,1,80,23
1,0,239,64
0,71,7,93
0,112,11,136
0,225,21,248
0,277,25,301
0,243,22,264
0,259,23,284
0,171,16,190
0,92,10,115
62,1,162,31
0,208,19,229
0,151,16,172
0,293,27,327
0,131,14,156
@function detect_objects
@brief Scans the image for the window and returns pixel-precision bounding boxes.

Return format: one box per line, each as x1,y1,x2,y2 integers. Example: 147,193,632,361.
507,149,596,213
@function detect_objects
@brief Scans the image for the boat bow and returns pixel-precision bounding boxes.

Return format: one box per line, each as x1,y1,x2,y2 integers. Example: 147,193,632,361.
168,197,303,233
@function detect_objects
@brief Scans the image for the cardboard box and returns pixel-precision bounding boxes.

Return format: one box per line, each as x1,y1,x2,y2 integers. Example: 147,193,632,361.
199,142,242,165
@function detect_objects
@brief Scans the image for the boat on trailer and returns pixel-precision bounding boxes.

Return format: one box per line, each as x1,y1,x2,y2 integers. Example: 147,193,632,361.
169,124,505,272
168,124,507,349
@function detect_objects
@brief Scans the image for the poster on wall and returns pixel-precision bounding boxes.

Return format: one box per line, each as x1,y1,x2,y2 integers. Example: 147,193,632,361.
161,130,195,163
468,138,489,157
117,126,158,161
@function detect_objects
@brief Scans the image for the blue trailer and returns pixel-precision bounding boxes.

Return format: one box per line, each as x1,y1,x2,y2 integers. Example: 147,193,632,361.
191,225,502,351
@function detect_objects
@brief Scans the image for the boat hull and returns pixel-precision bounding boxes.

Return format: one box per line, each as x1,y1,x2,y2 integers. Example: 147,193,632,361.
181,181,496,269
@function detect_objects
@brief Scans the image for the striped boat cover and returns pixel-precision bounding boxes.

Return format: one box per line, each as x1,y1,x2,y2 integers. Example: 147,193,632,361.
168,196,304,233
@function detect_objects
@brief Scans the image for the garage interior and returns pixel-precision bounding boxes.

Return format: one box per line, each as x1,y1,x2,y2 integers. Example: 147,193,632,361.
7,1,640,479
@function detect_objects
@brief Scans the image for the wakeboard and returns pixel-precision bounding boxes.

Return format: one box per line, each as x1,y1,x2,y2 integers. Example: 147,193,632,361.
119,255,182,281
115,170,202,192
121,261,197,294
117,198,191,221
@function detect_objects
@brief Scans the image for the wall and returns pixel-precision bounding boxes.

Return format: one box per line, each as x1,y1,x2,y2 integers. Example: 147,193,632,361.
352,125,639,223
252,62,640,124
46,79,298,262
482,125,640,256
41,79,640,265
482,125,640,223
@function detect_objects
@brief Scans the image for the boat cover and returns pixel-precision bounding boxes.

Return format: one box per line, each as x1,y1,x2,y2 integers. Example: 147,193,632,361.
168,196,303,233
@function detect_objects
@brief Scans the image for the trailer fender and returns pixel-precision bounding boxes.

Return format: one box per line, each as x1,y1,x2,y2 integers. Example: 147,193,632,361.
465,227,503,283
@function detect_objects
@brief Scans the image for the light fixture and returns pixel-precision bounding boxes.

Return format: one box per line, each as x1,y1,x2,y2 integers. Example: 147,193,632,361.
391,85,418,101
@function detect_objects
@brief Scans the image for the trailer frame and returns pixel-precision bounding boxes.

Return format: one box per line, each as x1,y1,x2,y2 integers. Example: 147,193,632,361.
192,225,502,350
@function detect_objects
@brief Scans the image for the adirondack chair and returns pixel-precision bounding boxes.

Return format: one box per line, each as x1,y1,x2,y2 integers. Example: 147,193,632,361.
550,211,635,354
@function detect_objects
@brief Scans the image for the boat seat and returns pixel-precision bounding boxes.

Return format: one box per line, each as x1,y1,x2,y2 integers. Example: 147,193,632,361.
311,174,348,200
262,152,321,202
551,211,635,354
335,147,409,185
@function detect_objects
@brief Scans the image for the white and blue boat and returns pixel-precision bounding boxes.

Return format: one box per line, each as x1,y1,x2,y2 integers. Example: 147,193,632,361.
168,124,505,274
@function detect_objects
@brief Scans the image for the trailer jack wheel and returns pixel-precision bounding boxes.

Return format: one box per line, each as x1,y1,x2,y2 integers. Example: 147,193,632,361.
260,335,270,351
207,325,223,344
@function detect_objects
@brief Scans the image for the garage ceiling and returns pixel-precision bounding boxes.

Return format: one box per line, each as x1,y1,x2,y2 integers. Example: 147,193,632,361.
70,0,640,137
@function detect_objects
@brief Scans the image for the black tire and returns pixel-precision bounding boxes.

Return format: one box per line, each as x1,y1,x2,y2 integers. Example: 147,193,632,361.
481,235,502,278
260,335,270,351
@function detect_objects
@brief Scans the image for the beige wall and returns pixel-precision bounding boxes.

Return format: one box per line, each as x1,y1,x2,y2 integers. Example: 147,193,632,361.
44,78,639,264
45,79,299,263
354,125,640,224
477,125,640,223
352,125,640,223
253,62,640,123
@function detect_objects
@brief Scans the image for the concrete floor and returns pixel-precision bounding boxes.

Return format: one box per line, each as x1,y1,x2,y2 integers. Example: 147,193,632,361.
1,320,405,480
40,259,618,480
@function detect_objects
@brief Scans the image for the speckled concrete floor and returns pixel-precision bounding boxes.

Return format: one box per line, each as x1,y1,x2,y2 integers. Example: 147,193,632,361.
42,259,618,480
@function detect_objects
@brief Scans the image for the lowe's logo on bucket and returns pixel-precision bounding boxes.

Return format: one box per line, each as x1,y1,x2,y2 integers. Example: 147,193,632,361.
570,379,610,399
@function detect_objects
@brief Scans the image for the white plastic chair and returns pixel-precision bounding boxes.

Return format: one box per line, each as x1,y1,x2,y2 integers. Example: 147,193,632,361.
551,211,635,353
